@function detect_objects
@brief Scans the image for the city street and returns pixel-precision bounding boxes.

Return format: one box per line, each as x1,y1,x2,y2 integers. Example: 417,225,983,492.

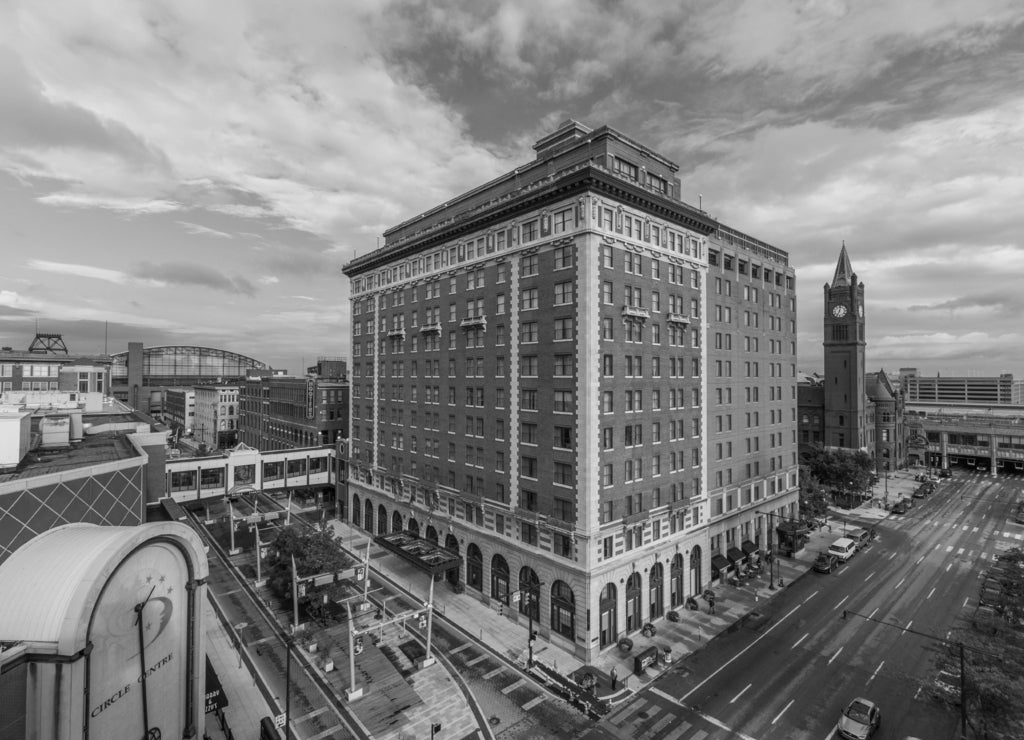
585,469,1024,739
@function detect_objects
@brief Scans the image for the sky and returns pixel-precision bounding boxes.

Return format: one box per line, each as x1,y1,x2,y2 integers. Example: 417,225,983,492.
1,0,1023,377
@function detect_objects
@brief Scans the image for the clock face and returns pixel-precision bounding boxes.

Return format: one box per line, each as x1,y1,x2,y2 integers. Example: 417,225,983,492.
832,304,847,318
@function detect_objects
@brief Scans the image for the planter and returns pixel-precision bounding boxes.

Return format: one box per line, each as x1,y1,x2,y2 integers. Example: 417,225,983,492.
617,637,633,653
641,623,657,637
666,609,681,622
577,671,596,692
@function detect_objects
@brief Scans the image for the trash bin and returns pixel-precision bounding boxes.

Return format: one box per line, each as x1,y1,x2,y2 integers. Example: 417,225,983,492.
633,645,660,675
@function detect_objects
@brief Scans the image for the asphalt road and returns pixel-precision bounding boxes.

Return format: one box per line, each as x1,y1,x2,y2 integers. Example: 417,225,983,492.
585,469,1024,740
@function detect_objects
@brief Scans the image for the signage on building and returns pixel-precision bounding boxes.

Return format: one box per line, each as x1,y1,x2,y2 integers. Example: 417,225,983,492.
87,541,190,738
306,378,315,420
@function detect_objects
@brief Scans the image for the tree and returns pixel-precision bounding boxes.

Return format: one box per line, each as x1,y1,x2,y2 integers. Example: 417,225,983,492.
798,470,830,520
266,524,352,609
801,446,874,508
929,548,1024,738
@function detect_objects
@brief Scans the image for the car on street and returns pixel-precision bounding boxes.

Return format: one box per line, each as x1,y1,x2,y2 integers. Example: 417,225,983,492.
892,500,908,515
814,552,839,573
912,488,926,498
939,468,952,478
838,697,881,739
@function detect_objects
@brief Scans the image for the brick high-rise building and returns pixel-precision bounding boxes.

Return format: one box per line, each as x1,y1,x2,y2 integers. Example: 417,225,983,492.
342,120,799,661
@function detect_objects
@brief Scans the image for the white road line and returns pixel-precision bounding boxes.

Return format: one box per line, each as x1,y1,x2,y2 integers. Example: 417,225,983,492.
649,688,759,740
904,620,913,633
916,555,925,565
833,595,849,611
973,526,979,533
821,724,840,740
828,647,843,665
679,602,804,701
792,633,809,649
982,552,988,560
927,587,936,600
804,590,819,603
946,545,954,552
868,660,885,683
963,597,970,608
730,683,752,704
888,552,897,560
868,607,878,620
772,699,795,725
914,686,922,700
957,547,965,555
946,562,953,572
963,524,969,531
894,577,906,590
864,571,876,582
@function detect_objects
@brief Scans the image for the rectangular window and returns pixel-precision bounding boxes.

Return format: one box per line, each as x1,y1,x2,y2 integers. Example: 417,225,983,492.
521,254,539,276
521,355,538,377
554,281,573,305
554,245,573,269
553,462,574,486
521,220,538,242
554,390,574,413
554,317,573,340
521,456,538,478
554,354,573,376
554,426,573,449
521,322,538,343
521,422,538,444
521,287,538,310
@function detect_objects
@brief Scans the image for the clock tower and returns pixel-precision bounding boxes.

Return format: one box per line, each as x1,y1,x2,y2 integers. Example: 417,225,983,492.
823,244,867,450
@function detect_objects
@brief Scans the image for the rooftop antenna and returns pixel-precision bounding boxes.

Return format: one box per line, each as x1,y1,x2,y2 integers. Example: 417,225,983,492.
699,194,703,211
104,321,108,355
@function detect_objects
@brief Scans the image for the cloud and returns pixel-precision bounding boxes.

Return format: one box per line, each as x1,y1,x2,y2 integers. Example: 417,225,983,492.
176,220,234,238
26,259,128,283
291,295,315,301
128,261,257,295
257,275,279,285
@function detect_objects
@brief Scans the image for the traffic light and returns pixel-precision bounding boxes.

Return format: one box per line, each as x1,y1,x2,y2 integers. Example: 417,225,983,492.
418,614,427,630
529,630,538,643
354,636,363,655
356,566,365,581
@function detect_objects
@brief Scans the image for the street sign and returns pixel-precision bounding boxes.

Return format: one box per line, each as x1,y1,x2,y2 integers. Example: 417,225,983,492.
511,592,520,604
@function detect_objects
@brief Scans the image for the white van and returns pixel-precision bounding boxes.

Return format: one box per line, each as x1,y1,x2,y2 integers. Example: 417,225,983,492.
828,537,857,563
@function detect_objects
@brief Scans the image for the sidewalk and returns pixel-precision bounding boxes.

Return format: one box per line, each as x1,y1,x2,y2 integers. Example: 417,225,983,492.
326,515,843,705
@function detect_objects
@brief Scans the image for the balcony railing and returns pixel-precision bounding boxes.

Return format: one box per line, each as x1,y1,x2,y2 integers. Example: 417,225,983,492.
621,305,650,321
387,328,406,339
460,314,487,330
419,322,442,334
667,313,691,326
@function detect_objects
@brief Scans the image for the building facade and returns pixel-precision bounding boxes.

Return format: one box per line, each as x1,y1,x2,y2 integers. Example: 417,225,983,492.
237,376,349,451
0,333,111,395
342,120,799,660
110,343,267,414
193,384,239,450
899,369,1016,407
798,246,907,472
165,387,197,434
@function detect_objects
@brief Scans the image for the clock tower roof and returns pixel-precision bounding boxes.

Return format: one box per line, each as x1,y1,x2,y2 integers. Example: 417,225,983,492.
831,242,855,289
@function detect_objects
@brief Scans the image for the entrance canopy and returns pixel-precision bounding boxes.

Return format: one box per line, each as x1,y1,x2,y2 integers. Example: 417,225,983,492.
374,531,460,576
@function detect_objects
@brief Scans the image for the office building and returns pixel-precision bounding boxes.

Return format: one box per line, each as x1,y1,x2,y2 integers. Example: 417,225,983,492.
899,369,1017,407
237,375,348,451
342,119,799,661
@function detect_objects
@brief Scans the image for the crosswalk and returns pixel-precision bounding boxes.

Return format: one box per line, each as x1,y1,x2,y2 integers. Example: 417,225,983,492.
600,693,720,740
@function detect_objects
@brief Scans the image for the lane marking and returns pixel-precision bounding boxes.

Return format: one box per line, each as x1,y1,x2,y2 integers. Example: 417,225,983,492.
868,660,885,683
649,688,758,740
772,699,795,725
730,683,752,704
946,563,953,572
792,633,809,649
820,723,840,740
957,547,965,555
888,552,897,561
868,607,878,620
894,577,906,590
864,571,876,582
828,647,844,665
904,620,913,633
679,602,804,701
804,591,819,603
963,597,970,608
926,587,936,600
946,545,954,553
521,695,545,711
916,555,925,565
833,595,849,612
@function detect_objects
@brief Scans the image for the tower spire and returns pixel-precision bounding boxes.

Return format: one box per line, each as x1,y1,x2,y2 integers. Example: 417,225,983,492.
831,242,854,288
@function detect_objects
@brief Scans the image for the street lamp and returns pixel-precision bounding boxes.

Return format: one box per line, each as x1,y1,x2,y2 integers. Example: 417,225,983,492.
516,580,544,667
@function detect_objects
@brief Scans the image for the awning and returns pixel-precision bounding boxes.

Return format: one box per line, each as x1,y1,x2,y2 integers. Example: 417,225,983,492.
711,554,731,572
727,547,745,564
374,531,461,576
741,540,759,557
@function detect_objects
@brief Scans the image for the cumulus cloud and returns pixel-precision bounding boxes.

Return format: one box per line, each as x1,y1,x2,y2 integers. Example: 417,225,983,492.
128,261,257,296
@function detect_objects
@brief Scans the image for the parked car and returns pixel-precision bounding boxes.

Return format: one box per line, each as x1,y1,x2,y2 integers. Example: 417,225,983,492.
828,538,857,563
814,552,839,573
838,697,881,739
892,501,907,515
912,488,926,499
939,469,952,478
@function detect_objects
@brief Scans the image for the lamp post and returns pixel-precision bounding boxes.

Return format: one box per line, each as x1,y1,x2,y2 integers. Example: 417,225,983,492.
516,580,544,667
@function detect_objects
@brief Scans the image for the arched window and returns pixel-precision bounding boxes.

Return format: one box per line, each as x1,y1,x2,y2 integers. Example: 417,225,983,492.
670,553,685,607
407,518,420,537
649,562,664,620
550,581,575,639
518,566,540,620
425,525,439,544
491,554,510,604
377,504,387,535
392,510,403,534
690,545,703,596
444,534,460,585
599,583,617,649
352,494,361,527
466,544,483,592
625,573,642,632
363,499,374,532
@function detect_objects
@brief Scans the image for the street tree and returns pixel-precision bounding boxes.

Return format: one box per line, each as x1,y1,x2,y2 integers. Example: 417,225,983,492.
798,470,830,520
266,524,352,610
801,446,873,507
